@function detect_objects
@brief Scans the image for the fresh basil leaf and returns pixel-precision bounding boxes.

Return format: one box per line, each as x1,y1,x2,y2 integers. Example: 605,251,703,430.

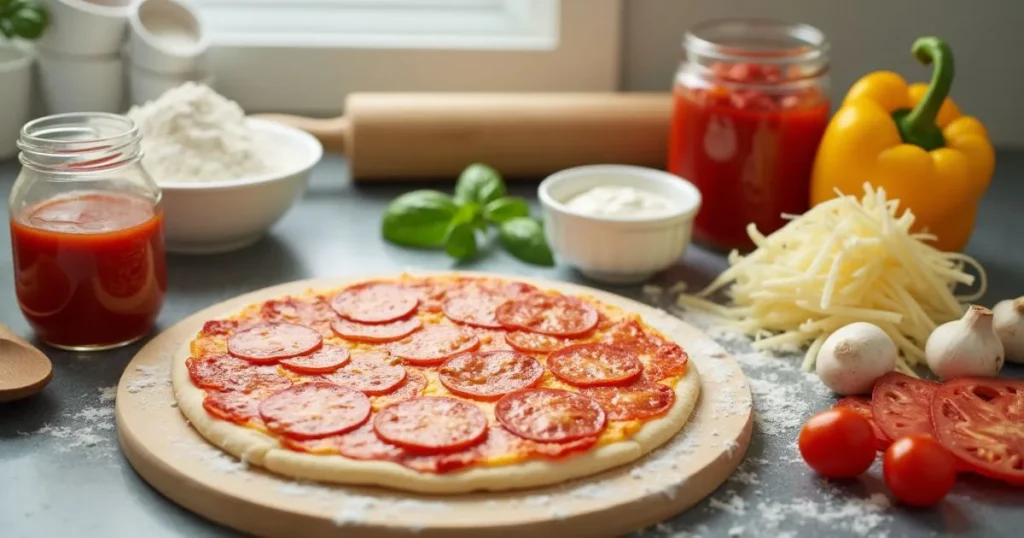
454,163,505,205
484,196,529,224
499,217,554,266
381,190,457,248
445,221,478,261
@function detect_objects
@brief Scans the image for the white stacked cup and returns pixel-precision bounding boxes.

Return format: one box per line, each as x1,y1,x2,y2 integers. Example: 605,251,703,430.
36,0,135,114
126,0,211,106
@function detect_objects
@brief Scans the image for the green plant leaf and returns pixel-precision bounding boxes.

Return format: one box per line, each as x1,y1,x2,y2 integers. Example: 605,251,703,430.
381,190,458,248
483,196,529,224
454,163,505,206
6,1,48,40
445,221,478,261
499,217,554,266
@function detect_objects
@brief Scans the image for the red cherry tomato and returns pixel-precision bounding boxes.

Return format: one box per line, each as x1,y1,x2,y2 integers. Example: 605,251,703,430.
798,407,877,478
883,434,957,507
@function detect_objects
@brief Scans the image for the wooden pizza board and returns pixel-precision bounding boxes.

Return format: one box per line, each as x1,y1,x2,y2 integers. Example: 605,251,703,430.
116,273,753,538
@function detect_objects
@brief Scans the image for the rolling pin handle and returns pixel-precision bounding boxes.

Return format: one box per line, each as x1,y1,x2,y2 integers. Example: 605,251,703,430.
252,114,349,154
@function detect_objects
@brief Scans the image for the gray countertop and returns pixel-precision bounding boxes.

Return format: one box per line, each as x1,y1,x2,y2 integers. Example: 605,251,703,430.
1,155,1021,538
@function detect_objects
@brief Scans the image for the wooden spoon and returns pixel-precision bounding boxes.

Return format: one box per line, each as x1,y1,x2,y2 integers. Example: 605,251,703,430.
0,323,52,403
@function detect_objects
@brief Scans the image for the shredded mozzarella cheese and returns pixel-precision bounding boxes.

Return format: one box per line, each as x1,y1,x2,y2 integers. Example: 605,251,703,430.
676,183,987,374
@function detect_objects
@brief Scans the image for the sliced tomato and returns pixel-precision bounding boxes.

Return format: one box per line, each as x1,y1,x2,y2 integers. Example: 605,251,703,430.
835,396,891,450
930,377,1024,486
870,372,939,441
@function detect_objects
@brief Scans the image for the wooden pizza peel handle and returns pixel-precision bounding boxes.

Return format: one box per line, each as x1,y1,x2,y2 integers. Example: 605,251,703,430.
253,92,674,181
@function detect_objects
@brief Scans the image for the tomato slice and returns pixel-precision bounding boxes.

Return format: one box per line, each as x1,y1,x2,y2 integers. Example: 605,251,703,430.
930,377,1024,486
834,396,891,450
870,372,939,441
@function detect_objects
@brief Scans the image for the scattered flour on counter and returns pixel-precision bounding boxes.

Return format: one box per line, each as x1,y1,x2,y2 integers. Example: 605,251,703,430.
755,492,892,536
708,490,746,516
727,525,745,536
98,385,117,402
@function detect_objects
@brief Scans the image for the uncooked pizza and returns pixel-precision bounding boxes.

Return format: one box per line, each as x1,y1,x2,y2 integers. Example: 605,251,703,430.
171,274,701,493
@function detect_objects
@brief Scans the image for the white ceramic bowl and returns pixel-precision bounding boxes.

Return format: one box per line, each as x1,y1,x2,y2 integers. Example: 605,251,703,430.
538,165,702,284
128,0,208,75
0,44,33,159
157,118,323,254
128,62,213,106
36,48,124,114
38,0,133,57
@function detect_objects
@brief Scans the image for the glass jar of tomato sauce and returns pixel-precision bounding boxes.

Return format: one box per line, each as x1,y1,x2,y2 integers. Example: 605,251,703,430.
668,19,830,251
9,113,168,351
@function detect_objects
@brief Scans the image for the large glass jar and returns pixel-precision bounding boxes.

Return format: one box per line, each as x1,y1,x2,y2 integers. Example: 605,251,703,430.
668,19,830,251
9,113,168,351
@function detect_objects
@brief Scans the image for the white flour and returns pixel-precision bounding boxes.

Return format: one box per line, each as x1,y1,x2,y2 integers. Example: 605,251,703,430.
127,82,283,184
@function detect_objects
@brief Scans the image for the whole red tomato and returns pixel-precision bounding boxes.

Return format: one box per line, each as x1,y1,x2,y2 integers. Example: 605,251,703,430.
883,434,957,507
798,407,877,478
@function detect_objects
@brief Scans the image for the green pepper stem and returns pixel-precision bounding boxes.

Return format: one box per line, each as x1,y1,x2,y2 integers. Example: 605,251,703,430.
895,36,954,151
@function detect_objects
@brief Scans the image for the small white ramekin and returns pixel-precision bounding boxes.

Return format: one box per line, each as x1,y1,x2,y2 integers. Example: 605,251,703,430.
128,0,208,75
538,165,702,284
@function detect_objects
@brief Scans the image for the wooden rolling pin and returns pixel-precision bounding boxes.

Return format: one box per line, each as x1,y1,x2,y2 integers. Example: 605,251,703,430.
256,92,674,181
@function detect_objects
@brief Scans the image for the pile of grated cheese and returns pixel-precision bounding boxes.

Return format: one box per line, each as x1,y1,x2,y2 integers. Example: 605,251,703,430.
676,183,987,375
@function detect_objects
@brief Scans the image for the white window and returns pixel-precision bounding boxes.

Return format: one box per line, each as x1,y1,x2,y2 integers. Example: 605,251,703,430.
194,0,622,113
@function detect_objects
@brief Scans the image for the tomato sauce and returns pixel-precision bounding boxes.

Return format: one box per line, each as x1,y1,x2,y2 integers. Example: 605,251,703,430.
10,192,168,349
668,65,830,251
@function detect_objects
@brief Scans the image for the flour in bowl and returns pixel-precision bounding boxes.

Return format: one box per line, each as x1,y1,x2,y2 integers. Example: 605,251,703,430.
127,82,282,184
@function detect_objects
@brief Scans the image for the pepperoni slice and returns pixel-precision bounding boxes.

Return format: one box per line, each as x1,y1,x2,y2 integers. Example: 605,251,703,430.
441,280,536,328
438,351,544,401
504,331,570,353
495,293,598,337
203,391,264,426
279,345,351,374
331,317,422,343
330,282,419,324
373,371,428,407
227,323,323,364
581,377,675,421
496,388,607,443
547,343,644,387
323,351,408,395
260,296,336,335
374,397,488,453
186,355,291,393
442,293,508,329
389,325,480,366
259,383,371,440
603,319,688,381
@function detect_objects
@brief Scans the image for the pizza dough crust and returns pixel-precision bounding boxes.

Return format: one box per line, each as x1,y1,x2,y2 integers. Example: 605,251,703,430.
171,275,702,494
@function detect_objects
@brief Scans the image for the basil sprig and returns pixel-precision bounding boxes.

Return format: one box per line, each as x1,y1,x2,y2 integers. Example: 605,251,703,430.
381,163,554,266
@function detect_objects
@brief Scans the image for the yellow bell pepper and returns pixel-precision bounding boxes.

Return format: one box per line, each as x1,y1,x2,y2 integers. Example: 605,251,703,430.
810,37,995,251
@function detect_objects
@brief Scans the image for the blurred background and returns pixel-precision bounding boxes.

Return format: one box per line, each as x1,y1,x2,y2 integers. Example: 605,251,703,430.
2,0,1021,153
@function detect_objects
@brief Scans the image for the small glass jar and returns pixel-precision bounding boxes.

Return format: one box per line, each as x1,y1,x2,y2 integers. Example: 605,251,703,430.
667,19,830,251
9,113,168,351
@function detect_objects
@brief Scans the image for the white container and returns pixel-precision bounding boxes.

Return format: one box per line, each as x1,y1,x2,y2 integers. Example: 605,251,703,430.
0,44,33,160
128,63,212,105
36,48,124,114
538,165,702,284
158,119,323,254
128,0,207,75
37,0,133,57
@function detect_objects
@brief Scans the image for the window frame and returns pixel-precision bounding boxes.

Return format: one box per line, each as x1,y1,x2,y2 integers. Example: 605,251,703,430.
195,0,623,113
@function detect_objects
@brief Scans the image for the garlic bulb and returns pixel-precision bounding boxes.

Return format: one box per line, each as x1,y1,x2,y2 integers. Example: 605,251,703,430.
992,297,1024,364
815,322,897,395
925,305,1005,380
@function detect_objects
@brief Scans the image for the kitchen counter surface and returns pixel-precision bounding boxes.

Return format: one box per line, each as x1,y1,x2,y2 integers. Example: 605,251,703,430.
1,154,1021,538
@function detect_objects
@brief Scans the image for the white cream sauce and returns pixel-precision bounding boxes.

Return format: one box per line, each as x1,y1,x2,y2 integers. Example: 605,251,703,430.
565,185,677,219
